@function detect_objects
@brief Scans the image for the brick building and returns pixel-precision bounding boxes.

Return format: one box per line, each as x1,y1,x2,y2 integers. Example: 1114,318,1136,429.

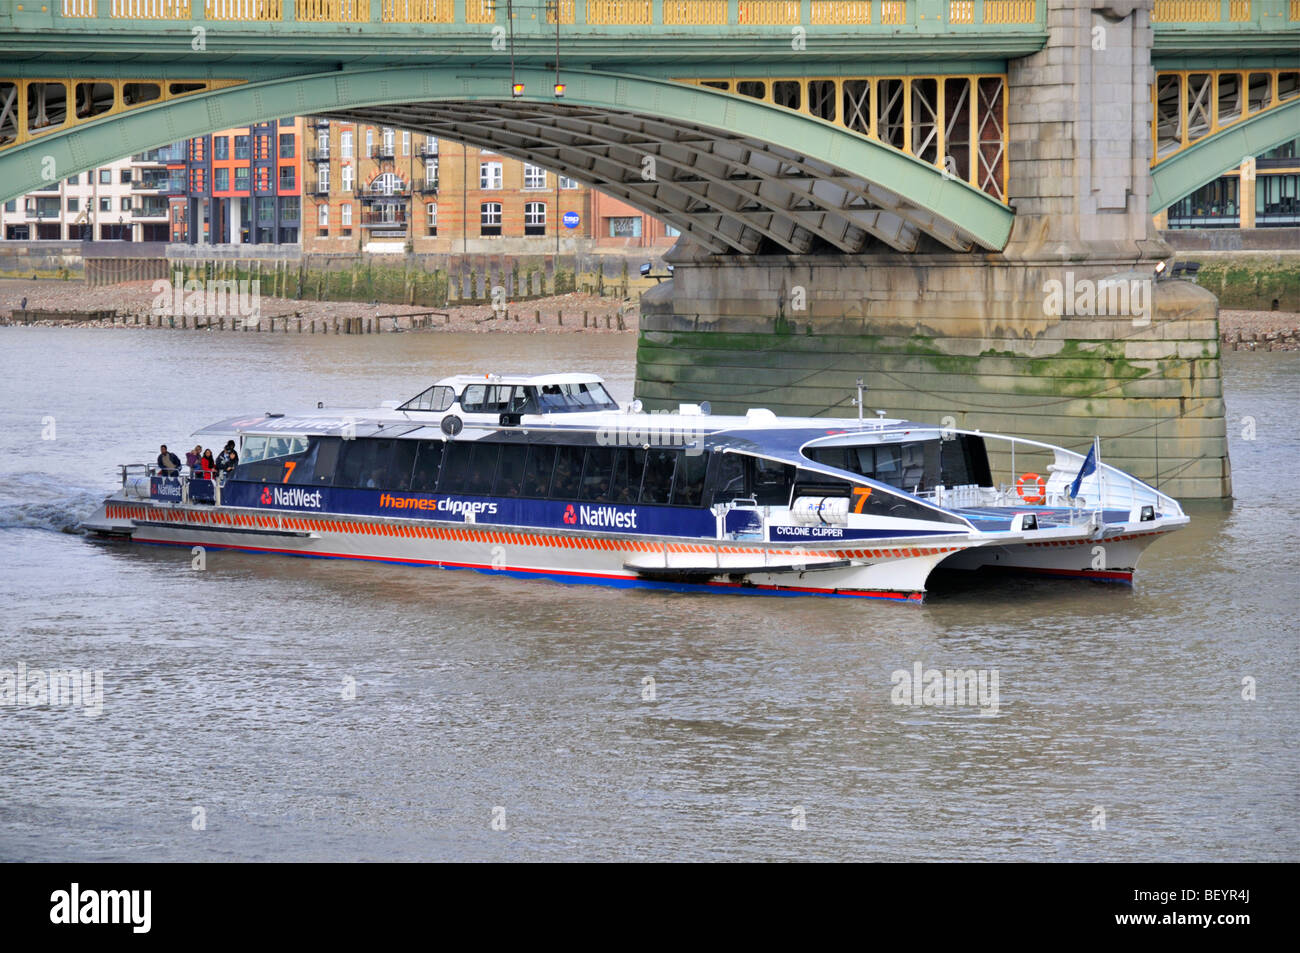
301,118,676,255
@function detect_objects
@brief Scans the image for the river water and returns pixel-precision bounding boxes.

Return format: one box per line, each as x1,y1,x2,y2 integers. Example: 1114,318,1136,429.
0,326,1296,861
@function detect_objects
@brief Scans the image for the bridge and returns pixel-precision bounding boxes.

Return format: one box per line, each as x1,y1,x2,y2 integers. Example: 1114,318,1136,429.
2,1,1297,497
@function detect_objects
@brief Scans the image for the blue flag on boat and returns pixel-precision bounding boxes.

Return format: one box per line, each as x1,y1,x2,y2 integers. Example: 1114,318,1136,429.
1069,439,1098,499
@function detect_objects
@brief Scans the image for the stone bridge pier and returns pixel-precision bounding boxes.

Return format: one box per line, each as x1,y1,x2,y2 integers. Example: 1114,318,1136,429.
637,0,1231,501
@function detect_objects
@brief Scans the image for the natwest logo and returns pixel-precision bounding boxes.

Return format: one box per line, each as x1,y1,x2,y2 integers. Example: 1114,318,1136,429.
578,505,638,530
264,486,324,509
563,504,577,525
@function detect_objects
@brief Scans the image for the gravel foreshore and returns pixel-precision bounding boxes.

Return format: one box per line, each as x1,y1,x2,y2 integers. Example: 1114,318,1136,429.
0,278,639,334
3,277,1296,348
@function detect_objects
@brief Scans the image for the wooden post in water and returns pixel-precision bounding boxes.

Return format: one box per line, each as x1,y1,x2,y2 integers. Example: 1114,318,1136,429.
535,309,541,324
583,311,588,328
557,310,563,327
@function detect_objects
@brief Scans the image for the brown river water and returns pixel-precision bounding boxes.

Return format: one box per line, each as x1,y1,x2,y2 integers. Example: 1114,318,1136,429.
0,327,1296,860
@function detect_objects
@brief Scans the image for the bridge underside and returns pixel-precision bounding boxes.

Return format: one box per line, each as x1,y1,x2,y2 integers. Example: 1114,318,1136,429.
327,101,986,255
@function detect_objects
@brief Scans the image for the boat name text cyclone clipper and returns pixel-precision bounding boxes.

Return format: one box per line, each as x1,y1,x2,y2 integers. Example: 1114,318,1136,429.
82,372,1189,603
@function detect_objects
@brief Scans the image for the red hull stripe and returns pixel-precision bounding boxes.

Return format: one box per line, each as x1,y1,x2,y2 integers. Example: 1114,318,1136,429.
126,535,923,601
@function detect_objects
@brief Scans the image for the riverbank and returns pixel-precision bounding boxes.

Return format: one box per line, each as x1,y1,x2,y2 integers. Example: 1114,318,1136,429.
0,278,638,333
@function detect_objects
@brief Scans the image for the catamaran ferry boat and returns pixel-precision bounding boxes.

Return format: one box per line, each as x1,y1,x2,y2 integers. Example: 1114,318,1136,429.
83,372,1188,603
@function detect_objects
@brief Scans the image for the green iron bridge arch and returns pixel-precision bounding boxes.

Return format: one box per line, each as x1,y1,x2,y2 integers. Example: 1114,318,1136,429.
0,65,1017,253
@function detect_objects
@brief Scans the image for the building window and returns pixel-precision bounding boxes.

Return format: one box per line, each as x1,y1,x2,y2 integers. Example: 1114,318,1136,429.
279,133,295,159
66,174,79,186
234,167,250,191
524,163,546,190
279,166,295,191
257,196,276,224
665,225,681,237
318,204,329,227
119,169,131,184
342,165,354,192
480,161,503,190
372,172,404,196
99,197,111,212
480,202,502,236
317,128,329,155
99,169,112,185
402,130,410,156
382,128,395,156
316,163,329,192
424,135,437,154
341,130,353,159
608,216,642,237
121,197,132,212
365,128,373,156
425,160,438,188
66,197,79,212
282,197,300,222
426,202,437,236
3,200,15,213
1257,172,1299,226
524,201,546,236
341,204,352,226
234,135,251,160
215,168,229,191
214,136,229,160
559,175,580,190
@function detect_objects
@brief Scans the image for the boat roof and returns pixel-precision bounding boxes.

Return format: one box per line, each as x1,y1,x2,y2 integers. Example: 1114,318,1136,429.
434,372,607,388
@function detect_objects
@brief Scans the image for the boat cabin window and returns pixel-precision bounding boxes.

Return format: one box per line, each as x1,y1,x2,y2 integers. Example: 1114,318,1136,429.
804,436,990,493
240,434,309,465
398,385,455,413
534,381,619,412
460,384,533,415
232,435,335,485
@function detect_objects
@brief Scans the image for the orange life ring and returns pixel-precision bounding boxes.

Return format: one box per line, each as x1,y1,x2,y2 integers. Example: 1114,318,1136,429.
1016,472,1046,504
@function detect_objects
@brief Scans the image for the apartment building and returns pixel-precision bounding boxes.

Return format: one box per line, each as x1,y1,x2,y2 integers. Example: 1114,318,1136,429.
0,157,141,241
301,118,677,254
169,119,303,244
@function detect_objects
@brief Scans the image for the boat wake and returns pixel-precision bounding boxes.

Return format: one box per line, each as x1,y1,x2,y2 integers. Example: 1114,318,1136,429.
0,481,103,535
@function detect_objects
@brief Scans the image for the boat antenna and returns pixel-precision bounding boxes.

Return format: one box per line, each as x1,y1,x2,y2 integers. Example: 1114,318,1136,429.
853,378,865,429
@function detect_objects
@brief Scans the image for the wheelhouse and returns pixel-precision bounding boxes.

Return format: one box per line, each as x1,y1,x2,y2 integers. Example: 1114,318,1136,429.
398,373,620,416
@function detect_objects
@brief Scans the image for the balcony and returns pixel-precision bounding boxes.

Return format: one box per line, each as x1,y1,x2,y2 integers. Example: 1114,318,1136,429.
132,204,171,220
368,145,397,161
417,143,439,158
308,181,331,196
359,187,409,202
361,213,408,229
417,180,440,194
132,146,186,165
133,175,185,193
307,147,331,162
307,117,331,129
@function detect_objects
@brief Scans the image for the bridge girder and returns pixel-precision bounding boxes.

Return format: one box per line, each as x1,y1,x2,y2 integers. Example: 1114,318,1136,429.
0,65,1016,255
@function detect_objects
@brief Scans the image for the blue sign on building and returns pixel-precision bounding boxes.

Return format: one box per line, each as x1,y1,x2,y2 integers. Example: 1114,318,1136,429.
562,211,580,229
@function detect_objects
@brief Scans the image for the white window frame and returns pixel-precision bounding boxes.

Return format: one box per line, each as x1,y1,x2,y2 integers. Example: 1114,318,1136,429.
318,204,329,227
341,165,354,192
480,161,503,190
341,130,353,159
341,204,352,226
523,163,547,190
